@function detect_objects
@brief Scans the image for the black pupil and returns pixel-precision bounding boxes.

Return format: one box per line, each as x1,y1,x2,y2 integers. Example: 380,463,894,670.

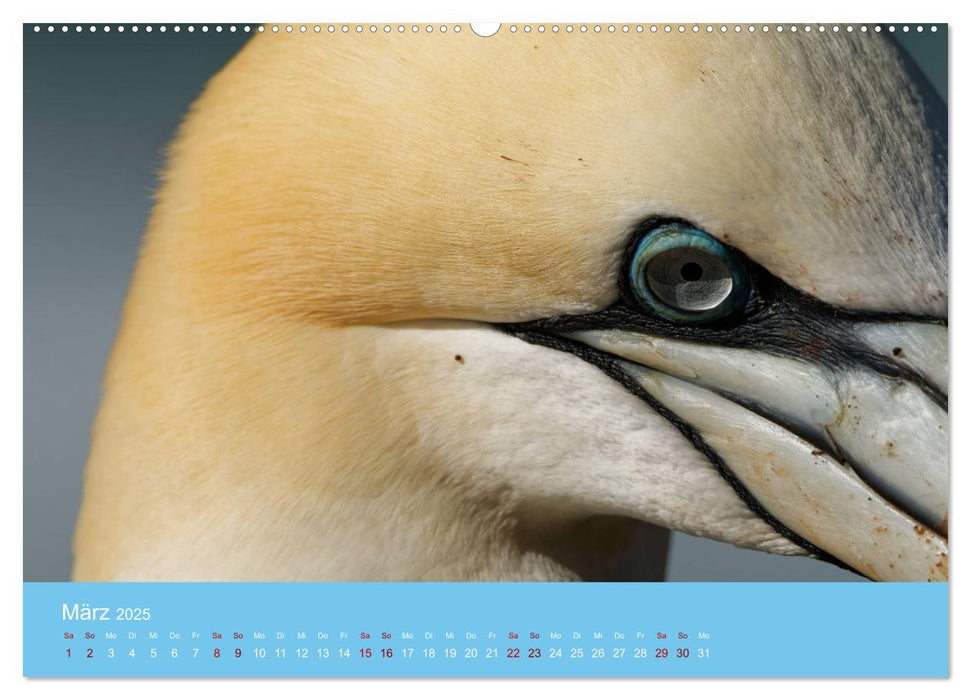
680,262,704,282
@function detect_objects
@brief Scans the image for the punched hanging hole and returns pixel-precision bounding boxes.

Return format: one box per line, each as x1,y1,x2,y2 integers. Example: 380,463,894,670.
470,23,500,37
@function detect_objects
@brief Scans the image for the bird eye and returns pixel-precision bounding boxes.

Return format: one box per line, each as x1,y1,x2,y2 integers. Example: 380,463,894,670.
629,223,751,323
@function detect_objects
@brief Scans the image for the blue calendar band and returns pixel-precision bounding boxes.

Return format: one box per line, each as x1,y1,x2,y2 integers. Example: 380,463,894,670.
24,582,947,677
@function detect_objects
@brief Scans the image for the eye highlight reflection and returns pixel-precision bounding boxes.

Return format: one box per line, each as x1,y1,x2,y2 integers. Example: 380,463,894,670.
629,224,751,323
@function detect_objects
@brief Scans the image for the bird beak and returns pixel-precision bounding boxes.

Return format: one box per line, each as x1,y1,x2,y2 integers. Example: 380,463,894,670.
561,321,948,582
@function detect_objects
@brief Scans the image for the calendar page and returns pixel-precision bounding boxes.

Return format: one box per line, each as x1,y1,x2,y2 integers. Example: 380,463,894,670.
22,20,949,679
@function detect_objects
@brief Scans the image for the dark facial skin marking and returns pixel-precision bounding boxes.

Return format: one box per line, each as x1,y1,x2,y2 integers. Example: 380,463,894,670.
495,216,948,578
505,217,946,409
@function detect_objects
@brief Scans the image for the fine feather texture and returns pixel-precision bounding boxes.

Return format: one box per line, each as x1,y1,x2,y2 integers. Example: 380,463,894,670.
73,31,944,581
135,30,944,326
75,321,796,581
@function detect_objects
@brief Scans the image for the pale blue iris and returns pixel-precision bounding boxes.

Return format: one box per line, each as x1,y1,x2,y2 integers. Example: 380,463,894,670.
629,224,750,323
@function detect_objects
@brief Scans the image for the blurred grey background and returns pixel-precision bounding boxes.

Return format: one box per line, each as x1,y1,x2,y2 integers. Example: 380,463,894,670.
23,24,946,582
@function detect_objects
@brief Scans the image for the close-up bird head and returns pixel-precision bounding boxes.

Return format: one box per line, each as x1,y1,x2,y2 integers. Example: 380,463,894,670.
73,29,947,582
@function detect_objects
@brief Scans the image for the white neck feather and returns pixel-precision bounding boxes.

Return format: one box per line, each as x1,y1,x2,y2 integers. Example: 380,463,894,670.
74,300,676,581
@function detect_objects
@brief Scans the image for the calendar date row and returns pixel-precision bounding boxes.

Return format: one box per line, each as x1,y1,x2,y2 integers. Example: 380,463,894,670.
64,645,712,661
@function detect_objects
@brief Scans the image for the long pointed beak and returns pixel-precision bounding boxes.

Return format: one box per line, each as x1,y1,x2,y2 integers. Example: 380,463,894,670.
565,322,948,581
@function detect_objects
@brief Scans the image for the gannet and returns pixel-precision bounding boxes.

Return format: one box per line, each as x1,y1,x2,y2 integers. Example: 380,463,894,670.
72,29,947,582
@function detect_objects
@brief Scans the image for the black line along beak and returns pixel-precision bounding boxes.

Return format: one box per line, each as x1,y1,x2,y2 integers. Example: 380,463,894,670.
497,304,948,582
